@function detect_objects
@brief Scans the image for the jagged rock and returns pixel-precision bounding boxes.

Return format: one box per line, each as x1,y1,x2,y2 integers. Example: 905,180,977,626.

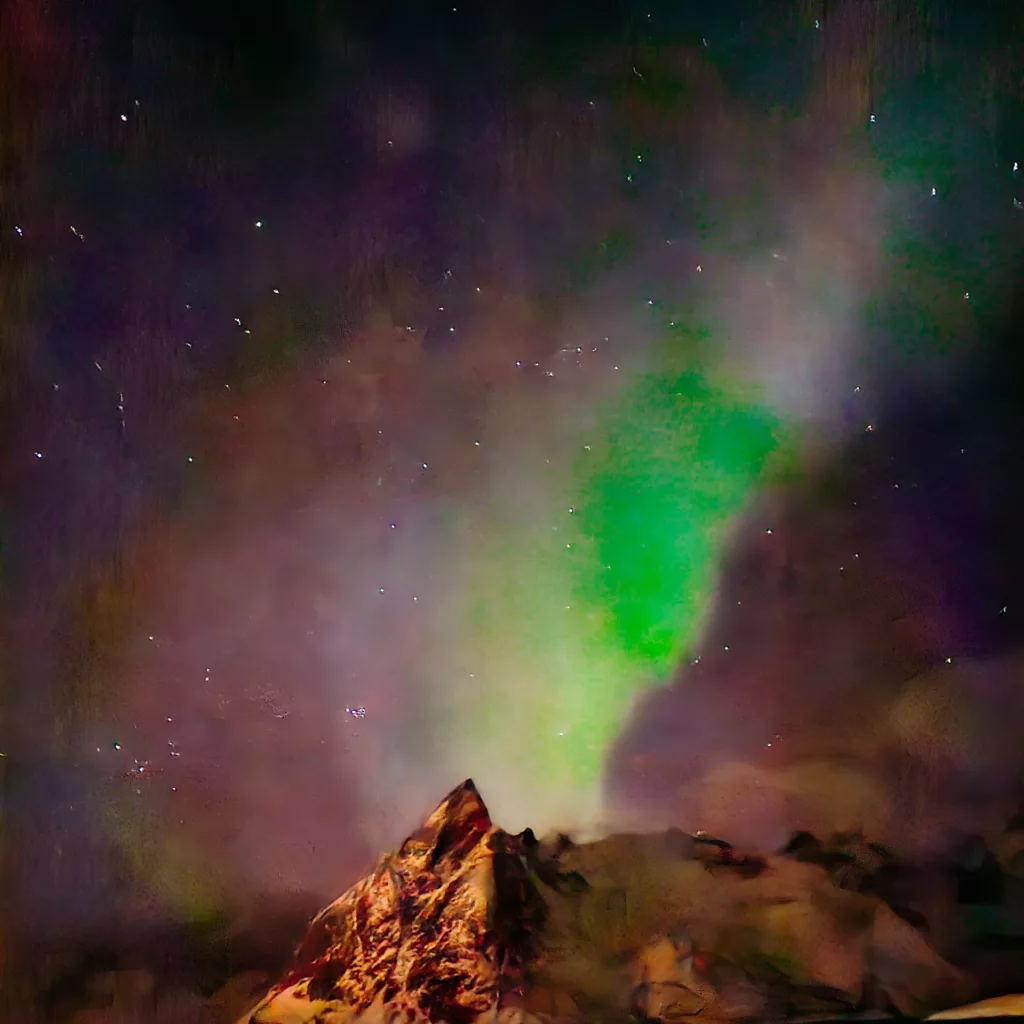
782,830,898,895
241,780,543,1024
781,832,938,935
629,935,775,1023
533,828,970,1019
238,782,975,1024
630,935,715,1020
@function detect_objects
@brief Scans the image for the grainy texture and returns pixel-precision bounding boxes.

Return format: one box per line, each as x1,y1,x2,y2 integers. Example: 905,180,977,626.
242,783,975,1024
246,780,542,1024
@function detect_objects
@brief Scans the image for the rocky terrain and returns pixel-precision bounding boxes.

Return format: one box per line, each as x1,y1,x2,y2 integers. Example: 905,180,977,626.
24,780,1024,1024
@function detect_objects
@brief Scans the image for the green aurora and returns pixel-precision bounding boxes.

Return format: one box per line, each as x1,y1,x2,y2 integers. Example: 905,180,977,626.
446,320,791,804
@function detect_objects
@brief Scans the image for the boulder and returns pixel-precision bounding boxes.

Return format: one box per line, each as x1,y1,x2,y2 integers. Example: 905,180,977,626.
630,935,715,1020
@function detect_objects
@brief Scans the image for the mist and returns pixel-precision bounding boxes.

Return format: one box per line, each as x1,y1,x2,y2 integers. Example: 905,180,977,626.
73,96,932,901
6,0,1024,955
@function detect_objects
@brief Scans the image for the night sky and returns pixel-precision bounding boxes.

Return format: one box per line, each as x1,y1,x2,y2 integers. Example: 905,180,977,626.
4,0,1024,953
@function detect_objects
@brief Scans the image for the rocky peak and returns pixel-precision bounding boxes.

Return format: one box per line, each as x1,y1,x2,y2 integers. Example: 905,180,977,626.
244,780,544,1024
242,781,976,1024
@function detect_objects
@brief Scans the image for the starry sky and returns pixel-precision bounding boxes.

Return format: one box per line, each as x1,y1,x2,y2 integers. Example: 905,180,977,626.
4,0,1024,945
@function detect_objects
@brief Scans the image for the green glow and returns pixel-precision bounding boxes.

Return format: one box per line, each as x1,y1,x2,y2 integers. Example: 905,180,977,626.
446,320,789,804
572,360,781,671
100,796,224,922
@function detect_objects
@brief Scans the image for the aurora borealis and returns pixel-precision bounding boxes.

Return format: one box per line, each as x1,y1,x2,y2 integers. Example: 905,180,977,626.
441,334,788,822
6,0,1024,967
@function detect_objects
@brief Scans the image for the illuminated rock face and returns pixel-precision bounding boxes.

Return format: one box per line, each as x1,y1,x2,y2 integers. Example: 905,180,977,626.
243,780,543,1024
242,780,972,1024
